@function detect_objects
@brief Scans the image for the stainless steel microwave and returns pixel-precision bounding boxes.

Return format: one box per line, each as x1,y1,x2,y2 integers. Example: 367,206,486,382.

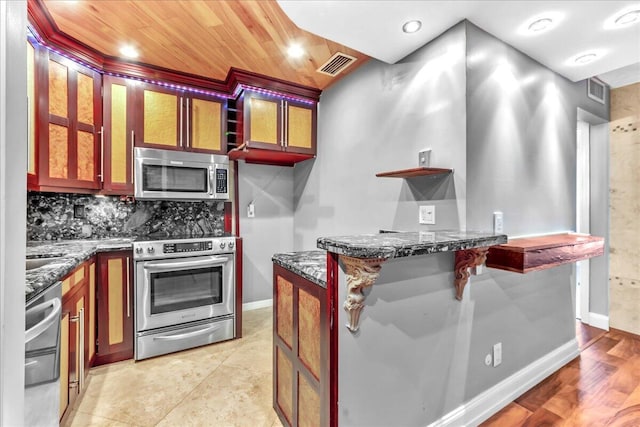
134,147,229,200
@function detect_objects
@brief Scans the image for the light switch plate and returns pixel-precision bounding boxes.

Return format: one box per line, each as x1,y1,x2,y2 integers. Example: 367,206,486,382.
247,202,255,218
493,342,502,367
493,212,503,233
419,205,435,225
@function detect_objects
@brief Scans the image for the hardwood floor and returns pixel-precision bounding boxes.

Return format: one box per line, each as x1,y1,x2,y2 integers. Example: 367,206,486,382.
481,325,640,426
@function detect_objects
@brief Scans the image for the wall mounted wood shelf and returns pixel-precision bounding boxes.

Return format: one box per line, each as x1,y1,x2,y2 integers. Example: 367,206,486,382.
228,146,314,167
486,233,604,274
375,167,452,178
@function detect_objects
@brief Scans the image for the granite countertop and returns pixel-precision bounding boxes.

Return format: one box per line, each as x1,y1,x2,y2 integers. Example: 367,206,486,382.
26,238,134,303
272,251,327,288
317,230,508,259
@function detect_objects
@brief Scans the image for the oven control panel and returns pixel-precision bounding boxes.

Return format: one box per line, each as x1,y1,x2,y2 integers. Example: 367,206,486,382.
133,237,236,260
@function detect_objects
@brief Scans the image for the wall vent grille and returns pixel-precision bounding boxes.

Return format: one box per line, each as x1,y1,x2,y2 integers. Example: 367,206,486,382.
317,52,357,76
588,78,607,104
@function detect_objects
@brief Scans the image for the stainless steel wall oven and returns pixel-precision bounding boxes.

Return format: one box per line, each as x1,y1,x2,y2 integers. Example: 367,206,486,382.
133,236,235,360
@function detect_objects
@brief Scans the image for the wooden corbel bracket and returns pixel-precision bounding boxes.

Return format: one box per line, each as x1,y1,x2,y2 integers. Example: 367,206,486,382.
454,247,489,300
339,255,386,332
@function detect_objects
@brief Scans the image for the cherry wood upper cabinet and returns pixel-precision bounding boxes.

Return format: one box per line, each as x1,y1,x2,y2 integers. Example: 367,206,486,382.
242,90,316,156
31,48,102,192
102,76,136,195
135,83,227,154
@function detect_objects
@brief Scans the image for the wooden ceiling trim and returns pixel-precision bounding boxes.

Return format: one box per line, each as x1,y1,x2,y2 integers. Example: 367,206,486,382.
27,0,321,101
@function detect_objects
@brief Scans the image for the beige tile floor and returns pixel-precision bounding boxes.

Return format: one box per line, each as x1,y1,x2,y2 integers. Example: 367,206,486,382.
64,307,284,427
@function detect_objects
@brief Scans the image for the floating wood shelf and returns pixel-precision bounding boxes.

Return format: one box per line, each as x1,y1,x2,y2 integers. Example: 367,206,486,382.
486,233,604,274
375,167,452,178
228,147,314,167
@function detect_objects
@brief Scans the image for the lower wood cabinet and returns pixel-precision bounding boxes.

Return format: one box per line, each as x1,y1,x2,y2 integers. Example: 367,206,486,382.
60,257,96,421
95,250,134,365
273,265,332,427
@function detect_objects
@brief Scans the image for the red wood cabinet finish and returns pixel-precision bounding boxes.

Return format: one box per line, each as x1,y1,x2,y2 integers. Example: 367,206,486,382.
134,82,227,155
31,47,103,193
102,75,136,195
273,264,332,427
95,251,134,365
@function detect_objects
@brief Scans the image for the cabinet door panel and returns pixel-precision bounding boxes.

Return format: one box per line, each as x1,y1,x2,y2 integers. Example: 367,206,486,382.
298,372,320,427
49,124,69,179
103,77,134,194
77,130,95,181
247,95,280,147
190,98,223,152
298,288,320,380
89,262,96,363
287,105,312,149
276,276,293,348
143,89,179,147
48,59,68,118
110,84,128,184
76,72,94,125
107,258,125,346
277,347,294,423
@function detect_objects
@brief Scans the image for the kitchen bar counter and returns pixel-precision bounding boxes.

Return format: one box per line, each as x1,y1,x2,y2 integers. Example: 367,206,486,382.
26,238,134,303
316,230,507,259
272,250,327,288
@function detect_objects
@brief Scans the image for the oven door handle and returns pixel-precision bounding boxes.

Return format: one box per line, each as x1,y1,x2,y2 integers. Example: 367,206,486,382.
152,324,221,342
143,256,229,271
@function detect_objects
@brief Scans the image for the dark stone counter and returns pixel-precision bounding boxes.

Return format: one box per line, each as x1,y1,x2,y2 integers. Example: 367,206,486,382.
317,230,507,259
26,238,134,303
272,251,327,288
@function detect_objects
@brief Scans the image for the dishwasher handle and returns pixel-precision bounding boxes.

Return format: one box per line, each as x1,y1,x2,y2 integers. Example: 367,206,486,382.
25,298,61,344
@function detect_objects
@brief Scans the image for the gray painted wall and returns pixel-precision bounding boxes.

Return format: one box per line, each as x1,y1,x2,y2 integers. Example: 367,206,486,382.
337,257,574,426
0,1,27,423
293,20,610,425
238,162,294,303
294,23,468,250
465,23,609,322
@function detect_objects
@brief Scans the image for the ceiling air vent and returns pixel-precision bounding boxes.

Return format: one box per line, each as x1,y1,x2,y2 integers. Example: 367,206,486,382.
588,78,607,104
317,52,357,76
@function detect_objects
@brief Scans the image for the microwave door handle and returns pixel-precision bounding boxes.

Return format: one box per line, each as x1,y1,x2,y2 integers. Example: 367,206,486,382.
209,167,215,195
144,256,229,271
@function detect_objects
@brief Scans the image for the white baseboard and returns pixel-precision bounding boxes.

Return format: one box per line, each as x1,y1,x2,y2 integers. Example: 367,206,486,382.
428,339,580,427
242,298,273,311
588,312,609,331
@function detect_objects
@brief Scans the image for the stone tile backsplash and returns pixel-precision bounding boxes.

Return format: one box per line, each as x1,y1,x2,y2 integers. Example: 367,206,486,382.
27,192,226,241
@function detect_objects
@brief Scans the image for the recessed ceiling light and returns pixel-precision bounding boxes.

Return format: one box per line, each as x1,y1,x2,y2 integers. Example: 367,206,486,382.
605,7,640,29
528,18,553,32
519,12,563,35
615,9,640,25
287,44,305,58
119,45,139,59
574,53,598,65
402,20,422,34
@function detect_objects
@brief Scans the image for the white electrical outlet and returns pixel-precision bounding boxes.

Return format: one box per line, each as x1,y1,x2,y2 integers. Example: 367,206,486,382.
493,212,504,233
493,342,502,367
484,354,492,366
247,202,255,218
419,205,435,225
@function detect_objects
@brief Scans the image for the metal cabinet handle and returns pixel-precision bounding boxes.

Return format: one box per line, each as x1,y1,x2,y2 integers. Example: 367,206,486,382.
98,126,104,182
280,99,284,146
78,307,85,391
284,101,288,147
179,97,184,147
130,131,135,185
126,257,131,318
186,97,190,148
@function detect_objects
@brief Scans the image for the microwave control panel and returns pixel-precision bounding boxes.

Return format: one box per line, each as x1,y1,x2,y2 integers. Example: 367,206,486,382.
215,169,228,194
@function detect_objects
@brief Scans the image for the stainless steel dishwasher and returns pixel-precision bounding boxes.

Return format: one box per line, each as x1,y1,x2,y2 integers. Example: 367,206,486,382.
25,281,62,427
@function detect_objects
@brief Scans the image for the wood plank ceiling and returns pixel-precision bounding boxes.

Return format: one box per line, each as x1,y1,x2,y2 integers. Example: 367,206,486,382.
39,0,369,90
